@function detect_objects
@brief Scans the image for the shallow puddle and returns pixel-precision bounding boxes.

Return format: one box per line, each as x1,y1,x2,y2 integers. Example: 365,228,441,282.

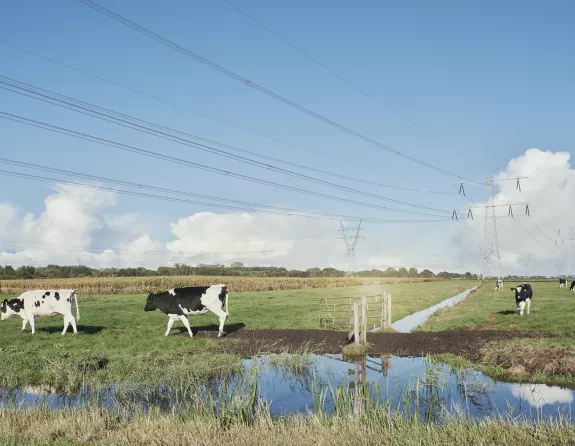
1,352,573,422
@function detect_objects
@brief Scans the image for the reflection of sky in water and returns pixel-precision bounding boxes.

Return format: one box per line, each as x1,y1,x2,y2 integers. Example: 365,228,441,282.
1,354,574,423
391,287,477,333
247,355,575,421
508,383,574,409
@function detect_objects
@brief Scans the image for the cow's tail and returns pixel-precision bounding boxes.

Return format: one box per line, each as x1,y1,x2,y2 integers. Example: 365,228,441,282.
225,287,229,317
74,290,80,322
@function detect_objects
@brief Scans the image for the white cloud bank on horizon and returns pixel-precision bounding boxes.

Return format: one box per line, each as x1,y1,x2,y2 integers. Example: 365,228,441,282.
452,148,575,276
0,148,573,274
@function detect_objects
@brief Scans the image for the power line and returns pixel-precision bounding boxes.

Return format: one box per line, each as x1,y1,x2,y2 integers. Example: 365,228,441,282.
0,40,463,182
0,157,457,223
0,166,455,225
0,76,457,213
0,40,364,170
74,0,470,180
0,111,454,218
221,0,475,162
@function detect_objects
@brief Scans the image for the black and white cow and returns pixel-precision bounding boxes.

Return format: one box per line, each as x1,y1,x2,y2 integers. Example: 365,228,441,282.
495,279,503,291
509,283,532,316
144,285,229,337
1,289,80,335
570,281,575,292
559,278,567,288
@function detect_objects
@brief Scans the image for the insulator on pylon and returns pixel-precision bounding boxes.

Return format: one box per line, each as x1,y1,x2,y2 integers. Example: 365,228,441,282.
525,205,530,216
516,179,522,192
459,184,466,196
468,209,474,220
508,206,514,218
452,210,458,220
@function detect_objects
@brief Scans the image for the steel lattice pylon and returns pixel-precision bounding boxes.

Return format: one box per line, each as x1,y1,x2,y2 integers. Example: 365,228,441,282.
338,220,363,274
480,175,501,280
519,252,531,278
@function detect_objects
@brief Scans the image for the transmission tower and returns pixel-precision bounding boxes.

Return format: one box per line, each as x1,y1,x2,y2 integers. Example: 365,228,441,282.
479,175,501,280
519,252,531,278
338,220,364,274
456,175,528,281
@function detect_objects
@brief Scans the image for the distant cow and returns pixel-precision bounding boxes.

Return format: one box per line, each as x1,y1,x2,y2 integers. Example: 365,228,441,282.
571,281,575,292
495,279,503,291
1,289,80,335
510,283,532,316
560,278,567,288
144,285,229,337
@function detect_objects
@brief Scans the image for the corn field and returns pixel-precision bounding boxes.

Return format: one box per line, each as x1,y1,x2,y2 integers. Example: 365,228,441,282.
0,276,440,295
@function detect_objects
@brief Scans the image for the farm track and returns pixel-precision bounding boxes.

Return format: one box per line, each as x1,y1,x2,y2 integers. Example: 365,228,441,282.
178,328,563,359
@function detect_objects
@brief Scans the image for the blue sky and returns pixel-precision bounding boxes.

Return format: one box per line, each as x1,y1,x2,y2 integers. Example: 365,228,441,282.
0,0,574,272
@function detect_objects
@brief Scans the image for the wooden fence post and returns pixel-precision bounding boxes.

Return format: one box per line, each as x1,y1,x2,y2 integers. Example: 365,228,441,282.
380,294,385,330
361,296,367,343
353,302,360,345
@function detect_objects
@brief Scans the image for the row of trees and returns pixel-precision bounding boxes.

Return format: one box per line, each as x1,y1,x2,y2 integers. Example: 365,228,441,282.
0,264,478,280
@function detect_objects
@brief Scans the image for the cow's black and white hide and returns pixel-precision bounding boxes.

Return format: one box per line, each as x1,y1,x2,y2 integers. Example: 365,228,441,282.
570,281,575,292
495,279,503,291
144,285,229,337
560,278,567,288
1,289,80,334
509,283,533,316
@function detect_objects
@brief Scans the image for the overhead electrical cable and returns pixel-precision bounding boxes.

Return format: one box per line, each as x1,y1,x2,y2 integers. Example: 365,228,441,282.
221,0,477,162
0,167,454,224
74,0,470,180
0,157,455,223
0,111,451,218
0,76,457,211
0,39,429,176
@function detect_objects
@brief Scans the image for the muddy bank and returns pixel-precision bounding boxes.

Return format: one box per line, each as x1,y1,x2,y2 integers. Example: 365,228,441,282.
180,328,560,360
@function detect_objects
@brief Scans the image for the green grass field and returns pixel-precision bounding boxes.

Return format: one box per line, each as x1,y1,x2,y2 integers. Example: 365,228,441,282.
419,281,575,386
0,280,476,389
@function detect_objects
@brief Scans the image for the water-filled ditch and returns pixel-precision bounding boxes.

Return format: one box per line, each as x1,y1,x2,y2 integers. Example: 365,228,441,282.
1,353,573,422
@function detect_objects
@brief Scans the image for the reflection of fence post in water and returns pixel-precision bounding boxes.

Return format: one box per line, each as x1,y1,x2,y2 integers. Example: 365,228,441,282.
350,357,367,416
382,355,392,377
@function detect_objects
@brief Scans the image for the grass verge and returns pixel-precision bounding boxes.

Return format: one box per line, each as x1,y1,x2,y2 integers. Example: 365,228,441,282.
420,281,575,386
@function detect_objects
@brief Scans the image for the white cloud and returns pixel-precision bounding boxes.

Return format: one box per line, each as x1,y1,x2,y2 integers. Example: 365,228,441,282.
453,148,575,276
1,148,573,273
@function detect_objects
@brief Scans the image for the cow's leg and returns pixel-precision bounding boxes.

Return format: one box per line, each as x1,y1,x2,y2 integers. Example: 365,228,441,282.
518,301,525,316
207,306,228,337
28,314,35,334
179,316,193,338
526,298,531,315
21,318,28,332
165,317,176,336
69,315,78,334
62,315,70,335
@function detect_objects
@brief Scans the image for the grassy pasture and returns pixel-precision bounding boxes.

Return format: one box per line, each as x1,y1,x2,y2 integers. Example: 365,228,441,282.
0,280,475,389
419,281,575,385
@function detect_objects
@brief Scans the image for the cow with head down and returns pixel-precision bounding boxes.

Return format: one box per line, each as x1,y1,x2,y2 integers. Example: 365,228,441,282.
510,283,533,316
1,289,80,335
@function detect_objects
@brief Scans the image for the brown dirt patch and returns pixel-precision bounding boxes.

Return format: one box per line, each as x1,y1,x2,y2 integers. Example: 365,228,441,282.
179,327,560,360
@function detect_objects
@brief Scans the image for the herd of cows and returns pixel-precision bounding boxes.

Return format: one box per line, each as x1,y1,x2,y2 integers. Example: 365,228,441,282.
0,279,571,334
1,285,229,336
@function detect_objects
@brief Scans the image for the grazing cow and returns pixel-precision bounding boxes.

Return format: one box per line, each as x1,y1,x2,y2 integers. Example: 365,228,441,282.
495,279,503,291
144,285,229,337
509,283,533,316
560,278,567,288
571,281,575,292
1,289,80,335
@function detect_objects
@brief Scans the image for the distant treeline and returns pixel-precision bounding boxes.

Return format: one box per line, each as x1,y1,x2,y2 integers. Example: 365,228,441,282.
0,264,480,280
